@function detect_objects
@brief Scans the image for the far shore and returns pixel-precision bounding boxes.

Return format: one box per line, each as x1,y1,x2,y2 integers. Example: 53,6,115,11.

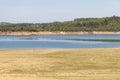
0,31,120,35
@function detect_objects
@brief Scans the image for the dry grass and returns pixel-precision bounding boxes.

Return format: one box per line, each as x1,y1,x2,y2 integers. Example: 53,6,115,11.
0,48,120,80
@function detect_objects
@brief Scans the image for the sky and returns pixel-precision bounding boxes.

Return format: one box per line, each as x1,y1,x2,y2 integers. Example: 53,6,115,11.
0,0,120,23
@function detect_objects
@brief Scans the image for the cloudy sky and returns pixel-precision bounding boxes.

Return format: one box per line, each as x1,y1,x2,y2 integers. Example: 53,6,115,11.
0,0,120,23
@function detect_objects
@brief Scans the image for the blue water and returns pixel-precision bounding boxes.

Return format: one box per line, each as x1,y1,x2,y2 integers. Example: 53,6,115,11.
0,34,120,49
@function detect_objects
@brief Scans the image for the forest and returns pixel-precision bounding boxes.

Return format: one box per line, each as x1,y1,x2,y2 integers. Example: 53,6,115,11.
0,16,120,32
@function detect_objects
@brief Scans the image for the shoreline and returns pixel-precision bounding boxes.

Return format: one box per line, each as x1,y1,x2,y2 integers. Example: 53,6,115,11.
0,47,120,51
0,31,120,35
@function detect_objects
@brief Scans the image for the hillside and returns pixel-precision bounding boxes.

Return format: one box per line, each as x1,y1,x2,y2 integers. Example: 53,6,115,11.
0,16,120,32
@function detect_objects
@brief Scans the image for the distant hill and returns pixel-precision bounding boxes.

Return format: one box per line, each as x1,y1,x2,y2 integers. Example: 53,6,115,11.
0,22,12,25
0,16,120,32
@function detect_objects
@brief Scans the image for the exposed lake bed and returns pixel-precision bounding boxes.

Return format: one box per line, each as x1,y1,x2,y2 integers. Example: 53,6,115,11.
0,48,120,80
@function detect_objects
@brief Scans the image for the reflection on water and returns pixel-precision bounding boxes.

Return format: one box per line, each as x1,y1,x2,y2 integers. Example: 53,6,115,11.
0,34,120,49
62,39,120,42
19,38,39,40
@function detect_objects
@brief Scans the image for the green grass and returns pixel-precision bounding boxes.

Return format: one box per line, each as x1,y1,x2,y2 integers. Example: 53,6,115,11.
0,48,120,80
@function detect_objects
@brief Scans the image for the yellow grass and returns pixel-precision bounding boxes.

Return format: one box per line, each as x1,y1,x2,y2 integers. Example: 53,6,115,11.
0,48,120,80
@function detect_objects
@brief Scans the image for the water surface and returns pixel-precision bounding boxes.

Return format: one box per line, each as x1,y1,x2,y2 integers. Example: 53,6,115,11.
0,34,120,49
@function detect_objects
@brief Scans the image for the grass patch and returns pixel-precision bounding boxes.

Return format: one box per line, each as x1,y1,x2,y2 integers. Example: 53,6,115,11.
0,48,120,80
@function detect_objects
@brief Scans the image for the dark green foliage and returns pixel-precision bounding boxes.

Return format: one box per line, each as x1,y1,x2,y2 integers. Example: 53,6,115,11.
0,16,120,32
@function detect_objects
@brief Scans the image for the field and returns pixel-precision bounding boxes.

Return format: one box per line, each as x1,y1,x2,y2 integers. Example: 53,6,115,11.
0,48,120,80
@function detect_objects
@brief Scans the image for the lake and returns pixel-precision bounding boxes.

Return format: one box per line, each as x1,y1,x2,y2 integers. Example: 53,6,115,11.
0,34,120,49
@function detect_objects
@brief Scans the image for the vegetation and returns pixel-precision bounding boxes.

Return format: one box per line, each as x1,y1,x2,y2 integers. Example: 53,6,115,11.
0,16,120,32
0,48,120,80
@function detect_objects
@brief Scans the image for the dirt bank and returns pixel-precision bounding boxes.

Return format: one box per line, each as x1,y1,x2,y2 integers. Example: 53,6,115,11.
0,31,120,35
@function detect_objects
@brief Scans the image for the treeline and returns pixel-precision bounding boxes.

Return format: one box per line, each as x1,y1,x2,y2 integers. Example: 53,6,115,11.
0,16,120,32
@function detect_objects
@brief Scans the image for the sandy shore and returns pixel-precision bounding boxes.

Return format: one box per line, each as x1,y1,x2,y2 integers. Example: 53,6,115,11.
0,48,120,80
0,31,120,35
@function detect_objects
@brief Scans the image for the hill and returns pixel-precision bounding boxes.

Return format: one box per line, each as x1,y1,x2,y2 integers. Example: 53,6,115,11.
0,16,120,32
